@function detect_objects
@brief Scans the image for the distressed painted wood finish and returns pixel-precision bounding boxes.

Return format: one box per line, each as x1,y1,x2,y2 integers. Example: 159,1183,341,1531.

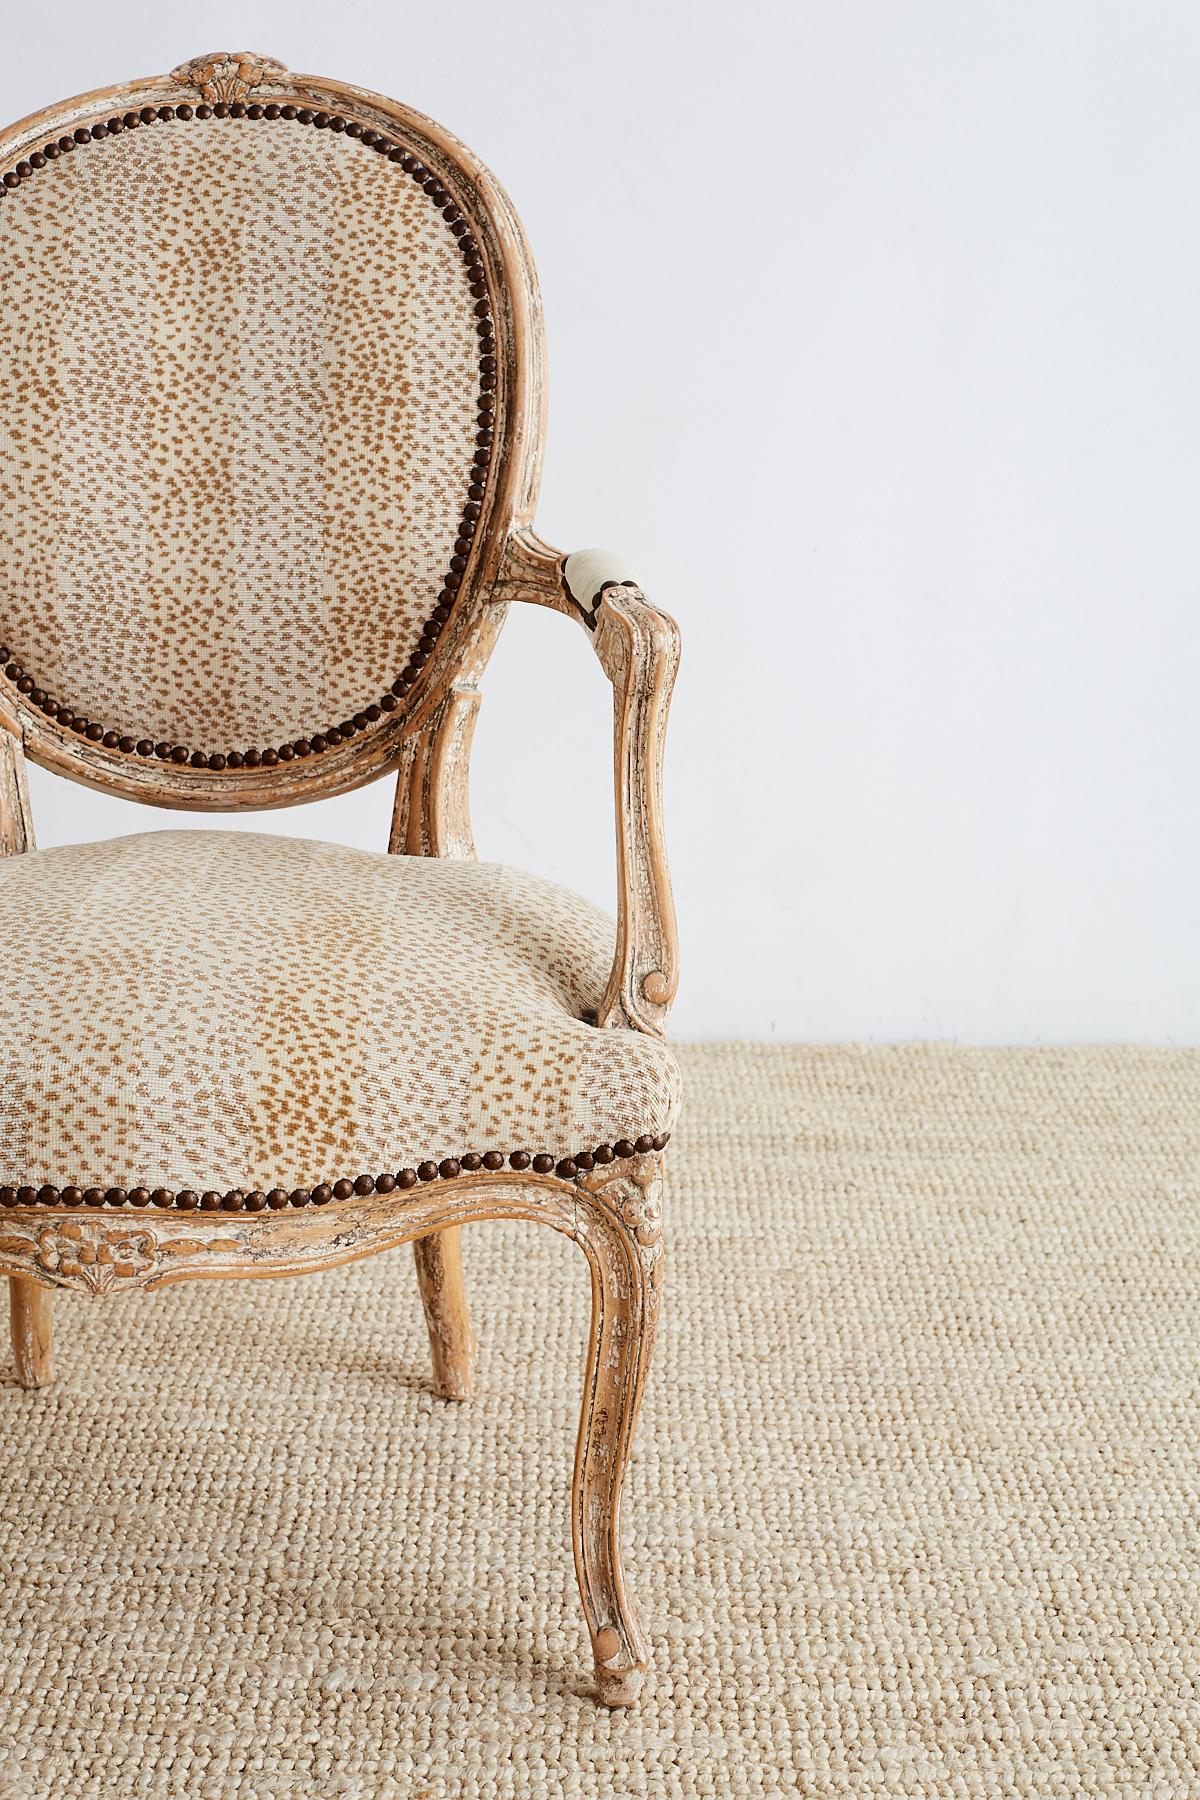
0,1155,665,1704
8,1276,52,1388
411,1227,477,1401
493,532,681,1040
0,704,34,858
0,50,678,1707
592,588,681,1037
388,685,481,861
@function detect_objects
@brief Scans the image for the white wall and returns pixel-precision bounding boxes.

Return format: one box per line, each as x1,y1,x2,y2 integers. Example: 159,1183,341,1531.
8,1,1199,1042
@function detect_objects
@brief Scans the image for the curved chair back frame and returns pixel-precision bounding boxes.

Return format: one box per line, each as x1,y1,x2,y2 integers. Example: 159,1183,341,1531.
0,52,545,810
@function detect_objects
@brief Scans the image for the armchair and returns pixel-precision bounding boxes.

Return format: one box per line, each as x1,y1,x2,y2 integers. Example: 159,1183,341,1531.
0,52,680,1708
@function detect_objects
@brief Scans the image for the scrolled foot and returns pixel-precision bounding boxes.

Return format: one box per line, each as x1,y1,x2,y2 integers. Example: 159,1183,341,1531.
592,1626,647,1707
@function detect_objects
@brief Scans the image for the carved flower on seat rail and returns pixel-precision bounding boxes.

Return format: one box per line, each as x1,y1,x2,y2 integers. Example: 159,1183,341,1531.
35,1221,158,1293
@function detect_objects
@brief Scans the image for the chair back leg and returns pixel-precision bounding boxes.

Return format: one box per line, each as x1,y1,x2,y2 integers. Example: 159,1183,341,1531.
9,1276,53,1389
413,1226,477,1400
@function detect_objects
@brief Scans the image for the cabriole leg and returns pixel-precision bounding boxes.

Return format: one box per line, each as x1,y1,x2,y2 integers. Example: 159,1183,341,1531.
9,1276,53,1389
413,1225,477,1400
572,1154,664,1707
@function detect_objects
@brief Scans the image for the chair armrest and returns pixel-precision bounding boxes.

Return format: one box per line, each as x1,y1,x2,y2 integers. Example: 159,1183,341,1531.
0,699,35,856
561,549,681,1039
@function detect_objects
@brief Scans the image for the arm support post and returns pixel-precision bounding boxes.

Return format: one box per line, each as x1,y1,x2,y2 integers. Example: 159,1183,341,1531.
498,537,681,1038
589,581,680,1037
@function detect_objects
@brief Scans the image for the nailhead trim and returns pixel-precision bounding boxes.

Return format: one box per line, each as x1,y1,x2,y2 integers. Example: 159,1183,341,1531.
567,576,641,633
0,101,497,769
0,1134,671,1211
588,578,641,629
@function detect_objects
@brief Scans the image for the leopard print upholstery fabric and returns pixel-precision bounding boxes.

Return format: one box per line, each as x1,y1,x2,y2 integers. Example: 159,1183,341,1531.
0,116,481,750
0,832,681,1191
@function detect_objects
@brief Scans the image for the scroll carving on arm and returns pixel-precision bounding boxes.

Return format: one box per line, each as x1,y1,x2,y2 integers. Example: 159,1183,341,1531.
496,535,681,1039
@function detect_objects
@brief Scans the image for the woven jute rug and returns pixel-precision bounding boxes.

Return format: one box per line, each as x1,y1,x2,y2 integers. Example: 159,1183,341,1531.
2,1043,1199,1797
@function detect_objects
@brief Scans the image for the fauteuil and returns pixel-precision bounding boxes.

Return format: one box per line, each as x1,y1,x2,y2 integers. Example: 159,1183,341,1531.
0,51,680,1708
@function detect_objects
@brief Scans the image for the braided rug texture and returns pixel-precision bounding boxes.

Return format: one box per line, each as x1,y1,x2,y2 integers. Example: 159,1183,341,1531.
1,1042,1199,1797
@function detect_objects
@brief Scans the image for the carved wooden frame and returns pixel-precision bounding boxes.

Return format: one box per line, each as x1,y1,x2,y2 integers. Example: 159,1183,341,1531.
0,51,679,1710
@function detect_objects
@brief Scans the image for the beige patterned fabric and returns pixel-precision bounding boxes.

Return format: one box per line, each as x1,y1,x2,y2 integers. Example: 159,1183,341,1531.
0,115,482,750
0,831,680,1191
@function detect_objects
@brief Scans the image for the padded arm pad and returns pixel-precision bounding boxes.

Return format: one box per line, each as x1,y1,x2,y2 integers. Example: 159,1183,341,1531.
563,548,641,621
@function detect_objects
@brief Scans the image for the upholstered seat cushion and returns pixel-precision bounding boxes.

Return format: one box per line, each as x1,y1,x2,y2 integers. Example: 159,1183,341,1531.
0,831,681,1195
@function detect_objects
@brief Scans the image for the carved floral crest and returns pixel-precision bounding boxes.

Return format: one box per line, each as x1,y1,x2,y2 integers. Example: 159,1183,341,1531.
170,51,289,104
